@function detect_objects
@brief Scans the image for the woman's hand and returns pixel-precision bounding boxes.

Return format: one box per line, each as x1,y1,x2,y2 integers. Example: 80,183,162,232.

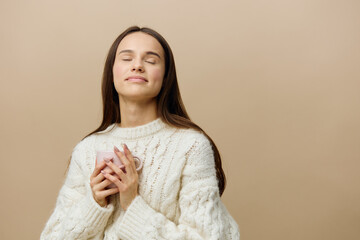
90,159,120,207
101,144,139,211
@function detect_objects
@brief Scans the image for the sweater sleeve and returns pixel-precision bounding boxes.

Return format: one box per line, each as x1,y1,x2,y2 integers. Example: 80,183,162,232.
40,139,114,240
113,135,240,240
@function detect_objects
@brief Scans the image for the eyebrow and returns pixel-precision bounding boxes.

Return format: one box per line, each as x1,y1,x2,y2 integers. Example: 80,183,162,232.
118,49,161,59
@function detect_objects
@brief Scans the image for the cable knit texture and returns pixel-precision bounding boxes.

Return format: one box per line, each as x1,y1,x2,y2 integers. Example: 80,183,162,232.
41,118,240,239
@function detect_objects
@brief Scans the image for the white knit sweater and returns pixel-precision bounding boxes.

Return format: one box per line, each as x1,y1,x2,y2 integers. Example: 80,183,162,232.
41,118,240,239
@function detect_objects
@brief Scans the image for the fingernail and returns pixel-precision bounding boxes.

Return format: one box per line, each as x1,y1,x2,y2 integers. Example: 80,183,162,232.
104,158,110,163
114,146,120,152
123,143,129,150
101,170,106,174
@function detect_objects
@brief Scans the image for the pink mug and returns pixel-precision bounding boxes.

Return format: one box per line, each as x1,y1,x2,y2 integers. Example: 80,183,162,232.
96,151,143,188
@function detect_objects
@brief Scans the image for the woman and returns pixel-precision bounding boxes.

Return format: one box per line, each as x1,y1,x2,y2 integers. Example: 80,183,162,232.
41,26,240,239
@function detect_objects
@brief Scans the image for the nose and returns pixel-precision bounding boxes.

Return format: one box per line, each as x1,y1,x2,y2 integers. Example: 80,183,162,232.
131,59,144,73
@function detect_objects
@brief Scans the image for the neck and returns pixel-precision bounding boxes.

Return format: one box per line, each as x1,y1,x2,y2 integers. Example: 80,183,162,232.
118,97,159,128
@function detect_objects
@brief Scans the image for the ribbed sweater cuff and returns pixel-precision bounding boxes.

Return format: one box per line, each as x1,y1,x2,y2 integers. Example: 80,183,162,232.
116,195,153,239
80,185,114,229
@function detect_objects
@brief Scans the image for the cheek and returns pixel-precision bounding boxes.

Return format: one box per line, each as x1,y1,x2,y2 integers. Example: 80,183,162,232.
113,63,127,81
152,67,165,84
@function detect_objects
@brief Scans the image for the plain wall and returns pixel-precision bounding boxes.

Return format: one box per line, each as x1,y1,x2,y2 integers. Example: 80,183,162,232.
1,0,359,239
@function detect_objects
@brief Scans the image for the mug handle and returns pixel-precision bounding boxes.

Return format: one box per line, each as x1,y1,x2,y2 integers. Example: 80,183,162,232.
133,156,143,171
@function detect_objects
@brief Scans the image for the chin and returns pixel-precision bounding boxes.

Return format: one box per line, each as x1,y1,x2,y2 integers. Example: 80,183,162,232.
119,92,159,102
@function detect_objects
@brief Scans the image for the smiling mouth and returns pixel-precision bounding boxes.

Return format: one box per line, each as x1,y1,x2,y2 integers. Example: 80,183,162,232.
126,76,148,82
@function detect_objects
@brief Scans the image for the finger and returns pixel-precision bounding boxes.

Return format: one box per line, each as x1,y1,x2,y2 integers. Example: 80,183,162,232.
102,171,125,191
114,146,126,161
102,187,119,196
90,160,108,179
92,165,116,184
93,187,119,201
114,147,129,174
122,144,136,174
92,157,114,178
91,164,116,189
104,160,127,182
91,171,105,189
93,178,117,191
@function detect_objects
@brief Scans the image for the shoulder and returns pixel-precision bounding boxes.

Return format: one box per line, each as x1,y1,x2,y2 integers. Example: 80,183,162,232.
178,128,218,185
167,127,213,157
73,134,96,153
70,134,97,167
67,135,97,174
180,128,212,147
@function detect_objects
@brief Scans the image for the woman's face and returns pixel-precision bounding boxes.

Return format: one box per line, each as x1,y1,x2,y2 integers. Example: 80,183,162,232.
113,32,165,103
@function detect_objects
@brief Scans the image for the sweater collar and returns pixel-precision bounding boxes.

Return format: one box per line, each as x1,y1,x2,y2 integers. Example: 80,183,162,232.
104,118,167,140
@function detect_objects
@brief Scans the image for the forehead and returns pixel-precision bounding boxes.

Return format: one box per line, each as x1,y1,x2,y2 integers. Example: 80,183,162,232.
117,32,164,57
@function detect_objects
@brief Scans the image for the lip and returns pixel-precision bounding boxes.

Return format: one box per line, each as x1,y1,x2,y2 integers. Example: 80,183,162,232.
126,76,148,82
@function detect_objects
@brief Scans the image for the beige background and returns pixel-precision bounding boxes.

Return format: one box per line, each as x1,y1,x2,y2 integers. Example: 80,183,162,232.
1,0,359,239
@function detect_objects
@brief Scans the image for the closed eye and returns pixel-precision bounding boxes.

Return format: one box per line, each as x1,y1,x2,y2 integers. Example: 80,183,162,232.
145,57,157,64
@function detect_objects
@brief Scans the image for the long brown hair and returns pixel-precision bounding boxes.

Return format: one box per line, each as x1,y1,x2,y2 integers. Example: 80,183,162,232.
85,26,226,196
